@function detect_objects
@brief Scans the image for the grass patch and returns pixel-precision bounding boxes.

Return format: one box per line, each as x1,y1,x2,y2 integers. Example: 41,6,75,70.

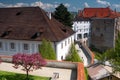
0,70,49,80
84,68,88,80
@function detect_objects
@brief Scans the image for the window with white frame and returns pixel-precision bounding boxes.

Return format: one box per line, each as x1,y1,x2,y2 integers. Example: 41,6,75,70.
71,37,72,43
38,44,41,51
10,42,15,49
65,40,67,46
61,43,63,49
0,42,2,49
68,39,70,44
24,43,29,50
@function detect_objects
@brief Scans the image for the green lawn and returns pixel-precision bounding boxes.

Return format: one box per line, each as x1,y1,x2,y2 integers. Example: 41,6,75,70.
0,70,49,80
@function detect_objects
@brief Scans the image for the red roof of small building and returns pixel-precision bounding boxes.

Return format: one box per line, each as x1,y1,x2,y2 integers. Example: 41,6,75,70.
79,7,120,18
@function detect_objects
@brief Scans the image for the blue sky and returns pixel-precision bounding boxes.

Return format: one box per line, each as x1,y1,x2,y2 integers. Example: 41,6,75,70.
0,0,120,12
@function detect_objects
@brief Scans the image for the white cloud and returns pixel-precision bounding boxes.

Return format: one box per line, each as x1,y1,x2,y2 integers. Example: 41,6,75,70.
8,3,28,7
96,0,111,6
31,1,55,10
113,4,120,8
84,2,90,7
64,3,70,7
0,1,70,11
31,1,70,10
0,1,57,10
0,2,28,7
0,3,6,7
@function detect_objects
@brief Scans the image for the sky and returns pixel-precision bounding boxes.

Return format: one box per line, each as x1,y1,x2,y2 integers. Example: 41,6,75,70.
0,0,120,12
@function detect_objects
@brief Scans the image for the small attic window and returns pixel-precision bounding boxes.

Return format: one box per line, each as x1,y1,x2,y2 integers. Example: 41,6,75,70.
31,32,42,39
62,28,67,33
16,12,22,16
1,31,11,37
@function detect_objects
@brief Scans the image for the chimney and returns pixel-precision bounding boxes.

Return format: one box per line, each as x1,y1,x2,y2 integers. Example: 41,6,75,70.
47,12,52,20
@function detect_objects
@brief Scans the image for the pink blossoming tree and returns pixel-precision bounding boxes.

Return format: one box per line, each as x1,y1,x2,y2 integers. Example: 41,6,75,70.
12,53,46,80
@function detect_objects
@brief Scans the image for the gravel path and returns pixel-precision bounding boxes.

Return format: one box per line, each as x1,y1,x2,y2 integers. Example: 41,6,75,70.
0,62,73,80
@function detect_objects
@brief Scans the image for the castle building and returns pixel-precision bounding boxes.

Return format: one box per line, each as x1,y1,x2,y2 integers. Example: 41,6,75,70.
73,7,120,51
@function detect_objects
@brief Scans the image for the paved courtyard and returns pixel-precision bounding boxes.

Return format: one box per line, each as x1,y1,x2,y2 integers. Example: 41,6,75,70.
0,62,76,80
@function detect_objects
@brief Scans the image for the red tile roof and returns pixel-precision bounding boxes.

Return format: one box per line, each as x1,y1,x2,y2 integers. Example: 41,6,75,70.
79,7,120,18
0,7,74,42
77,63,85,80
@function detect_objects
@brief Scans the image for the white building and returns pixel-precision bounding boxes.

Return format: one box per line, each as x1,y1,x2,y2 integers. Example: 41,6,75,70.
0,7,74,61
72,18,90,46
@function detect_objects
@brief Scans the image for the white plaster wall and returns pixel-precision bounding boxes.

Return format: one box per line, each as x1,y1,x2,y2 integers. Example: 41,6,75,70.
0,39,41,55
72,21,90,45
0,36,74,61
56,35,74,60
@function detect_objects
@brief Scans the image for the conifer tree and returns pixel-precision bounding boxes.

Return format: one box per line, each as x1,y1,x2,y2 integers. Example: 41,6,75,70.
66,44,82,62
53,3,73,27
39,39,56,60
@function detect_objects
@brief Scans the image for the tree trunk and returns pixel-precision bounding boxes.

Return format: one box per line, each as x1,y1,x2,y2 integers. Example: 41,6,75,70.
26,70,29,80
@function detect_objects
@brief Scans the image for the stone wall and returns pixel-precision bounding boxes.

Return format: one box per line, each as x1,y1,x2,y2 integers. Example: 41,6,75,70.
90,18,115,51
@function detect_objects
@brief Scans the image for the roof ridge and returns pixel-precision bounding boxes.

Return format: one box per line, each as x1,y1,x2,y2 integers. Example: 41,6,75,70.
39,8,59,41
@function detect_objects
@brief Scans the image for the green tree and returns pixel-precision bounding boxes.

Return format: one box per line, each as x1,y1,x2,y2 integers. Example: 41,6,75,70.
95,33,120,72
108,33,120,72
53,3,73,27
66,44,82,62
39,39,56,60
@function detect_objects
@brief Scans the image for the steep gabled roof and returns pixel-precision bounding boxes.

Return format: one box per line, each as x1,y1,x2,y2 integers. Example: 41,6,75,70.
78,7,120,18
0,7,74,42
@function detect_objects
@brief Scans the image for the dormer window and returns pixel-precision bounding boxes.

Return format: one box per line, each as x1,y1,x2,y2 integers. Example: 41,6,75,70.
1,27,12,37
16,12,22,16
31,32,42,39
1,31,11,37
62,28,67,33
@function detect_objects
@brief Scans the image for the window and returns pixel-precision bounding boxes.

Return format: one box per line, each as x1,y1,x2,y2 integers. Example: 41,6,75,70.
61,56,63,60
71,37,72,43
65,41,67,46
16,12,22,16
68,39,70,44
0,42,2,49
84,29,86,31
84,33,88,38
61,43,63,49
38,44,41,49
24,44,29,50
10,43,15,49
38,44,41,51
101,33,103,37
79,29,81,32
77,34,82,39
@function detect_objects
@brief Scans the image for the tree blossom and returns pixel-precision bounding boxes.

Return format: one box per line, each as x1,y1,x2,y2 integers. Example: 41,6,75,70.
12,53,46,80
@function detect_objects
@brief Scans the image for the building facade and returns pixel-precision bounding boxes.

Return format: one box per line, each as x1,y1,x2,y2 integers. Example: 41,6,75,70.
72,18,90,46
0,7,74,60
